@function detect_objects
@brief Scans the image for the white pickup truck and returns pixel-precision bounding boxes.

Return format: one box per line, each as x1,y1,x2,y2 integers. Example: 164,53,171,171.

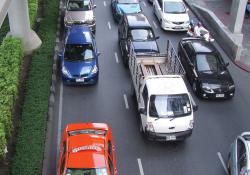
129,40,198,141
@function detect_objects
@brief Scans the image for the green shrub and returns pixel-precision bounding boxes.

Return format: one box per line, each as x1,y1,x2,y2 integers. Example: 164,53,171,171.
0,37,22,158
11,0,59,174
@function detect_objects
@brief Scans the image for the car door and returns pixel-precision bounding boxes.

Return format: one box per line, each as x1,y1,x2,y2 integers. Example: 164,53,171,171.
182,43,196,82
111,0,116,14
154,0,163,21
139,84,148,130
236,138,247,175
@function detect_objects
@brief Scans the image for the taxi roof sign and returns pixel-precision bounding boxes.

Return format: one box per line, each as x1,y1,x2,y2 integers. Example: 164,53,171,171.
72,145,102,153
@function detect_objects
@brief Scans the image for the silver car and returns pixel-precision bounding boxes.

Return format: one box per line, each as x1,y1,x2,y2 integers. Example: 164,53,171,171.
64,0,96,33
228,132,250,175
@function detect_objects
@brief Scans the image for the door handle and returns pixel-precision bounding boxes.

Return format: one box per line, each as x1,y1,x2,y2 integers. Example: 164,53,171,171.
169,127,175,129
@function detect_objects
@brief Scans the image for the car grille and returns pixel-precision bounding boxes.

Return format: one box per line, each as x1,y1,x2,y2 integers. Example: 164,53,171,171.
172,22,184,25
72,74,88,78
73,21,85,25
213,85,229,93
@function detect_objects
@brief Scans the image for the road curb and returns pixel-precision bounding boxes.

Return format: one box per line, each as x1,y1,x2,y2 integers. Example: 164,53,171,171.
42,1,62,175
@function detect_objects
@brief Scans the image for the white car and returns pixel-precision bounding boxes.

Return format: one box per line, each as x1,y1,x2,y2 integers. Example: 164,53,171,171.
153,0,190,31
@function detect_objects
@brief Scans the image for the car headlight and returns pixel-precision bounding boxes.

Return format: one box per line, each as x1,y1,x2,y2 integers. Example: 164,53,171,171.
189,120,194,129
91,65,98,74
185,20,190,24
163,19,172,24
62,66,71,77
229,84,235,90
201,83,214,93
64,19,73,26
145,122,155,132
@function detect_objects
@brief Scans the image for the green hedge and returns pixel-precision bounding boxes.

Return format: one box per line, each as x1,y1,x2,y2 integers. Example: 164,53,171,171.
11,0,59,174
0,37,22,158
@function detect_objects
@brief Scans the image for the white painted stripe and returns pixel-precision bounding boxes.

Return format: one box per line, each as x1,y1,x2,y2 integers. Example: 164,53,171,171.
217,152,229,174
57,82,63,154
123,94,129,109
115,52,119,63
108,21,111,30
137,158,145,175
143,1,147,7
153,21,158,29
104,1,107,6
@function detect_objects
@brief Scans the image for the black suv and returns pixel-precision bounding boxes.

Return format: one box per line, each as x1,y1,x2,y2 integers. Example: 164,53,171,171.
178,38,235,99
118,13,160,66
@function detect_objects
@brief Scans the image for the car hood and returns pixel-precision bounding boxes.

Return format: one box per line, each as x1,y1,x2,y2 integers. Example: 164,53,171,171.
64,60,95,76
117,3,141,14
163,13,189,23
132,41,159,54
65,10,94,22
198,70,234,86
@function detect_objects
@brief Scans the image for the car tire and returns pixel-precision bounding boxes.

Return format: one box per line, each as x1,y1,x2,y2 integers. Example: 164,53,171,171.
139,119,145,137
192,81,197,93
227,155,231,175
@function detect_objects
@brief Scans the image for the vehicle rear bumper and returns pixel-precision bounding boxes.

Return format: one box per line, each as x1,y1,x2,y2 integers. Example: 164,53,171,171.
145,129,192,141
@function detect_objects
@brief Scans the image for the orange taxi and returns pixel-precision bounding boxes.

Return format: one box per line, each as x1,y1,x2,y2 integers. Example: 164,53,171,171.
57,123,117,175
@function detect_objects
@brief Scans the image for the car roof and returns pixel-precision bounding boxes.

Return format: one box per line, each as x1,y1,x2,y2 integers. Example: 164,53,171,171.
66,25,93,45
182,38,215,53
65,123,110,169
126,13,151,28
146,75,189,95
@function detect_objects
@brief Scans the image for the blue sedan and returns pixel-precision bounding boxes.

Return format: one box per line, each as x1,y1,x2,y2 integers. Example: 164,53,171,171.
59,25,100,85
111,0,142,22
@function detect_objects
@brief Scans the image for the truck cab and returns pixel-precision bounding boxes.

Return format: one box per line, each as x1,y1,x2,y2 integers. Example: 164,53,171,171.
138,76,196,141
118,13,160,66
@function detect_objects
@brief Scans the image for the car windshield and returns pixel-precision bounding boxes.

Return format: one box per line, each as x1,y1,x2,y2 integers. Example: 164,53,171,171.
129,29,155,41
195,53,224,72
66,168,108,175
149,94,191,118
118,0,139,4
65,44,94,61
164,2,186,13
67,0,91,11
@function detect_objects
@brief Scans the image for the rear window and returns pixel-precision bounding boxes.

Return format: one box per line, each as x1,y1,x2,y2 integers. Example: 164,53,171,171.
67,0,91,11
68,129,106,136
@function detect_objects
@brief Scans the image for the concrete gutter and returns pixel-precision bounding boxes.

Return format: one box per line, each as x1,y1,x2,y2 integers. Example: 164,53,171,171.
184,1,250,73
0,0,11,27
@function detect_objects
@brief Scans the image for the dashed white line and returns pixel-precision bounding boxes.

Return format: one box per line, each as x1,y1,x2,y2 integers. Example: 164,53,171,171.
153,21,158,29
115,52,119,63
108,21,111,30
143,1,147,7
217,152,229,174
137,158,145,175
104,1,107,7
123,94,129,109
57,82,63,158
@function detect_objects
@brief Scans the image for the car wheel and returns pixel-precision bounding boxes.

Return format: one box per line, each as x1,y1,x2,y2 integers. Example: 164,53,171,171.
227,155,231,175
139,119,144,134
192,81,197,93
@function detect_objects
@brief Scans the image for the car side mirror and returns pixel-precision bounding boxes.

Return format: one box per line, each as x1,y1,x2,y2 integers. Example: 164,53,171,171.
97,52,101,56
93,4,97,9
189,62,194,68
186,8,189,12
192,104,198,112
58,53,63,60
225,62,229,67
155,36,160,40
139,108,146,114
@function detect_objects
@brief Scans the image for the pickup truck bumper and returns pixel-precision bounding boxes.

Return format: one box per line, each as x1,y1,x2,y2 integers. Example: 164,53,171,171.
145,129,192,141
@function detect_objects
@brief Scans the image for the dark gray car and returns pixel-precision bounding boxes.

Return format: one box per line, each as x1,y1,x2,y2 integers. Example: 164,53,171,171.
228,132,250,175
64,0,97,33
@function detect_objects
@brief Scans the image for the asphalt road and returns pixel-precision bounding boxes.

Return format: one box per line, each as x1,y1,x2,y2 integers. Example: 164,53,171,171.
47,0,250,174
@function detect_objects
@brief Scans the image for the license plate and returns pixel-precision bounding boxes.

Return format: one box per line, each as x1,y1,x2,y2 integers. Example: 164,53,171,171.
216,94,224,98
76,78,85,82
166,135,176,141
174,26,182,29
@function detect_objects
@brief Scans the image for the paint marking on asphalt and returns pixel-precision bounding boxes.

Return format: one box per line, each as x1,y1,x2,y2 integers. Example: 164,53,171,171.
104,1,107,6
217,152,229,174
137,158,145,175
57,82,63,152
123,94,129,109
153,21,158,29
108,21,111,30
115,52,119,63
143,1,147,7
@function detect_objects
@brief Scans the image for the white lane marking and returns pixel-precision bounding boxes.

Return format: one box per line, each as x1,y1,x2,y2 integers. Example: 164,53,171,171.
108,21,111,30
143,1,147,7
153,21,158,29
123,94,129,109
137,158,145,175
57,82,63,152
217,152,229,174
104,1,107,6
115,52,119,63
